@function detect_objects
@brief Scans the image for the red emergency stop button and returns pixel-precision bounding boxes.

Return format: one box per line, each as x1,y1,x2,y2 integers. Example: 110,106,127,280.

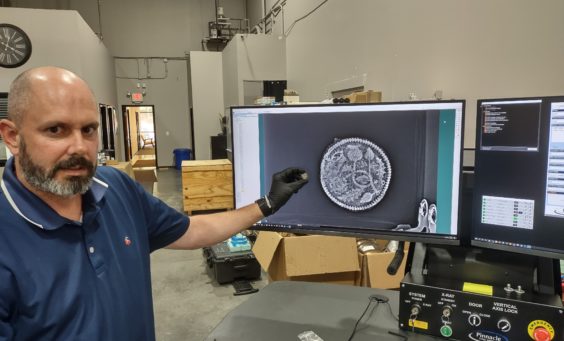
528,320,554,341
533,327,551,341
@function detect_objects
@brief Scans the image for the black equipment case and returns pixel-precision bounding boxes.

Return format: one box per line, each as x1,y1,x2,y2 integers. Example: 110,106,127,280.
203,243,261,284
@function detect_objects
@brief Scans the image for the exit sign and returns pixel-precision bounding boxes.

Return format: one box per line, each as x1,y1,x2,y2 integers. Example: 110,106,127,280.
131,92,143,103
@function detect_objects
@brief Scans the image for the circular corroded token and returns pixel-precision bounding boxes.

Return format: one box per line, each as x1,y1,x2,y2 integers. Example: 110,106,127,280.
320,137,392,211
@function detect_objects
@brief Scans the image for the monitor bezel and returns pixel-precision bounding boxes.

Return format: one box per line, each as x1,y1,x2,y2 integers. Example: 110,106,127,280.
471,96,564,260
230,100,466,246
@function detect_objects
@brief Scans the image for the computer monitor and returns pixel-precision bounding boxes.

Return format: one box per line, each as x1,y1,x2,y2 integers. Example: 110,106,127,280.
472,96,564,259
231,101,465,244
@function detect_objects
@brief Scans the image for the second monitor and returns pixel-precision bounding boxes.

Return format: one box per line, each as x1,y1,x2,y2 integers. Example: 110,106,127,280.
472,96,564,259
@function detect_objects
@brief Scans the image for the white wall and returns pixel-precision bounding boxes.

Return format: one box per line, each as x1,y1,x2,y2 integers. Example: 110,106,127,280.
98,0,245,166
7,0,246,166
13,0,246,53
189,51,224,160
222,33,286,110
222,37,239,111
246,0,264,28
279,0,564,148
222,33,286,156
0,7,117,115
13,1,563,151
115,59,191,166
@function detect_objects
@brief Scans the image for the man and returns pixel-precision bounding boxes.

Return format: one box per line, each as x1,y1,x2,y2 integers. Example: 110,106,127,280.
0,66,308,340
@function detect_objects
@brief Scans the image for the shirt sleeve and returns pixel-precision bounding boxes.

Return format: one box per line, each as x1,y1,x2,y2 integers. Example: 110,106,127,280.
127,178,189,252
0,265,15,340
100,167,190,252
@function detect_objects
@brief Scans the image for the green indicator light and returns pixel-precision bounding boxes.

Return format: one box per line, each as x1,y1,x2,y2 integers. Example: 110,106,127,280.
440,325,453,338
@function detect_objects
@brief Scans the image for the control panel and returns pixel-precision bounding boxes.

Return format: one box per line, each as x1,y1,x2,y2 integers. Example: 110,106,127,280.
399,274,564,340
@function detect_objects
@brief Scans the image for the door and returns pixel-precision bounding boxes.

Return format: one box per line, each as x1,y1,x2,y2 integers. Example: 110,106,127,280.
122,107,132,161
122,105,157,167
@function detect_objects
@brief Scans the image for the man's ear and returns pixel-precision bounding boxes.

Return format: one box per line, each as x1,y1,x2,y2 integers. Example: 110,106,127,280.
0,119,20,156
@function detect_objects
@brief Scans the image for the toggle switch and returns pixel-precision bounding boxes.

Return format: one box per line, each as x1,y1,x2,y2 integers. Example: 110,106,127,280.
442,306,453,318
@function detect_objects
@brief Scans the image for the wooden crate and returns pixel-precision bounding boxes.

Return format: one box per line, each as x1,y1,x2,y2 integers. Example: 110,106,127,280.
182,159,234,214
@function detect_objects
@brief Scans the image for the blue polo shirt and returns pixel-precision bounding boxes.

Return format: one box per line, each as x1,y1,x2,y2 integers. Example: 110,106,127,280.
0,158,189,340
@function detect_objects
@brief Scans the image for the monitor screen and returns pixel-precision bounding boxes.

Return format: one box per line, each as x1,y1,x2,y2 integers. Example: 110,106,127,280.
231,101,465,244
472,96,564,259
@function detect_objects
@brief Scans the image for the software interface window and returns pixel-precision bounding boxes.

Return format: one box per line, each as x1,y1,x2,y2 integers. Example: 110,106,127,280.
545,101,564,218
480,100,541,152
478,100,541,232
232,102,464,241
474,98,564,257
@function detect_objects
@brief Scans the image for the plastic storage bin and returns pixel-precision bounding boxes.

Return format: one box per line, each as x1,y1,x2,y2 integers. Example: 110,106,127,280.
173,148,191,170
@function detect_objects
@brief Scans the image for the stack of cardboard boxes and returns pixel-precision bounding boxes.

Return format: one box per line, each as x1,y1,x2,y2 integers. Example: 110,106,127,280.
356,239,409,289
252,231,408,289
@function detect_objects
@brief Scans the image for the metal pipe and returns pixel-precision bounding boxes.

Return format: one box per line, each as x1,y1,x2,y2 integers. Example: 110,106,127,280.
215,0,219,26
97,0,103,40
114,56,188,60
255,0,285,35
282,5,284,35
114,57,177,80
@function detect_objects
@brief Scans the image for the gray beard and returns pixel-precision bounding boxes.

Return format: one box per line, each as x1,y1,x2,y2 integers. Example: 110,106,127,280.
18,140,95,197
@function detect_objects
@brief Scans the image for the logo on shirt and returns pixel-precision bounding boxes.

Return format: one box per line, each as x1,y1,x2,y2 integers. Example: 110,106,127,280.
124,236,132,246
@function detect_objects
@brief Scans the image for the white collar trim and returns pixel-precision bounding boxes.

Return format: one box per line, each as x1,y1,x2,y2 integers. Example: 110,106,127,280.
93,177,108,188
0,178,45,229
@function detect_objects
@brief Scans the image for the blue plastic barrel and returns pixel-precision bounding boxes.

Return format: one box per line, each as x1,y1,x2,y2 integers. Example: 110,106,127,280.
173,148,191,170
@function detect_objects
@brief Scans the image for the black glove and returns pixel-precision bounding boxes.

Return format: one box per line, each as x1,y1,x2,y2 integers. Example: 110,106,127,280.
255,167,309,217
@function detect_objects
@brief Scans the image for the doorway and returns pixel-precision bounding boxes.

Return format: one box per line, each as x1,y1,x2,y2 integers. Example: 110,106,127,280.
122,105,158,167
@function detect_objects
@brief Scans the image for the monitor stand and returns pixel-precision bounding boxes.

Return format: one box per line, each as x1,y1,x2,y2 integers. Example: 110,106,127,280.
399,243,563,340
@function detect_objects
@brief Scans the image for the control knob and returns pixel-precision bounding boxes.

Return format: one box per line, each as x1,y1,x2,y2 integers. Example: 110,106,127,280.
497,319,511,332
468,313,481,327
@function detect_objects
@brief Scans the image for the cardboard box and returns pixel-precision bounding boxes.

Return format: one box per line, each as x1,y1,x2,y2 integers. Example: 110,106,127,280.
134,167,158,182
346,90,382,104
355,240,409,289
252,232,360,285
106,161,135,179
131,154,156,167
133,167,158,194
283,95,300,104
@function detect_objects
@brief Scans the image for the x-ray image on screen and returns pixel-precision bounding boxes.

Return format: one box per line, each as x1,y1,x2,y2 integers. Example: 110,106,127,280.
319,136,392,212
231,102,464,243
260,109,441,229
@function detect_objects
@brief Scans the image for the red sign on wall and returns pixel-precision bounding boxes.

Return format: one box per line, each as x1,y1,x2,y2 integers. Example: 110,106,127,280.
131,92,143,103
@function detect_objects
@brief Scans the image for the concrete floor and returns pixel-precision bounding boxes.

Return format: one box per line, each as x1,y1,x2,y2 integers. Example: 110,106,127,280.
150,168,268,341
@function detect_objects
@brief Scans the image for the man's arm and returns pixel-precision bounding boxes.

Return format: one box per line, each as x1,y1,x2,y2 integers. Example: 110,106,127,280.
168,167,308,250
167,203,263,250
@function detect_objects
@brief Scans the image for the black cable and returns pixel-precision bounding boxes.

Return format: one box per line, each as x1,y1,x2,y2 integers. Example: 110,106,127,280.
388,330,409,340
348,294,408,341
284,0,329,37
387,241,406,275
347,299,379,341
385,301,399,321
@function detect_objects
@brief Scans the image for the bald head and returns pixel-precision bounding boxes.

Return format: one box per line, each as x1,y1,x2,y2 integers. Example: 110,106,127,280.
7,67,97,127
